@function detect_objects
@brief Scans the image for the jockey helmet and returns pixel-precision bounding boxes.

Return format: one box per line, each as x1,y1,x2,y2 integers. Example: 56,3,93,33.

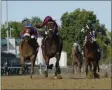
25,23,32,28
44,16,53,21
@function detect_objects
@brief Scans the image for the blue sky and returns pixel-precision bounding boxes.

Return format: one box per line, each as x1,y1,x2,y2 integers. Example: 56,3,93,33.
2,1,111,31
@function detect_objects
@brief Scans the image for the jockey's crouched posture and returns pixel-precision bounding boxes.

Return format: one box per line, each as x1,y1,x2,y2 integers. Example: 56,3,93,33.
35,16,59,36
20,23,38,51
35,16,59,47
81,20,100,53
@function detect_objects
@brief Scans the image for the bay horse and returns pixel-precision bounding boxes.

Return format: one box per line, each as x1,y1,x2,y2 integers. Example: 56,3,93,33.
84,30,101,78
39,21,63,79
19,27,39,79
71,43,83,74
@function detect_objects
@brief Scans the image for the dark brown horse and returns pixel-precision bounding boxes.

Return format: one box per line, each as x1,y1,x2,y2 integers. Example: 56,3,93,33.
39,21,63,79
84,31,101,78
71,43,83,74
19,28,39,79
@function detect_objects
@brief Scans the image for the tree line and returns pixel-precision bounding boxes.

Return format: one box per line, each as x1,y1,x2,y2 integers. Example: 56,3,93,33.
1,8,111,64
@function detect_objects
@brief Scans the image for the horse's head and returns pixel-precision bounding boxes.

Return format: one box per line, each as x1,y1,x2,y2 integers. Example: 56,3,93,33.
45,21,55,37
23,27,31,41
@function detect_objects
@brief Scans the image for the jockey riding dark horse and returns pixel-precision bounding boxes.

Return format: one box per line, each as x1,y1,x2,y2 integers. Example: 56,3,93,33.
36,16,63,79
82,20,100,54
82,20,101,78
36,16,59,47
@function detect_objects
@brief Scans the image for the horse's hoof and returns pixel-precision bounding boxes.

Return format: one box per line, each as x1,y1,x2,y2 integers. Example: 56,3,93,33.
30,75,32,79
86,72,94,79
94,73,100,78
57,74,63,79
44,71,48,77
54,76,58,79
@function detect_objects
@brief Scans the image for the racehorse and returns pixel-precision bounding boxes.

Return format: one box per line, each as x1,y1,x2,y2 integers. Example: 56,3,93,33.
19,27,39,79
84,30,101,78
39,21,63,79
71,43,83,74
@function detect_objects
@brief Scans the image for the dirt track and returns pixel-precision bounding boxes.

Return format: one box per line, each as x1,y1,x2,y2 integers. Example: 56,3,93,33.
1,74,111,89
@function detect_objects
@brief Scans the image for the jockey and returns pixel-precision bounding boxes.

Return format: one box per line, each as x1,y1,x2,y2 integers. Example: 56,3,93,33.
86,20,93,31
81,20,100,53
20,23,39,51
82,20,95,46
20,23,38,39
36,16,59,36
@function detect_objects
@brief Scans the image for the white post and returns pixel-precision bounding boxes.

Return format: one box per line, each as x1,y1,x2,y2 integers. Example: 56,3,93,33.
0,0,2,37
0,0,2,76
6,0,9,52
10,28,11,38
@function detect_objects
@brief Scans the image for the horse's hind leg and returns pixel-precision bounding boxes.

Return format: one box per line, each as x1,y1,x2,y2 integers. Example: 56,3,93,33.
20,56,25,74
93,60,100,78
55,53,62,79
77,61,82,77
72,61,75,73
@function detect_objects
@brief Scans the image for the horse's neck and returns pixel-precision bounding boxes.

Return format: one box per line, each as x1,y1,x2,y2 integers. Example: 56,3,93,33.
43,35,59,51
85,40,97,51
85,41,91,48
46,34,58,40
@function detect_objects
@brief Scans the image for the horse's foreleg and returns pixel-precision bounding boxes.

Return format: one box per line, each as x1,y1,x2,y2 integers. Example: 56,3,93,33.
78,59,82,73
85,59,89,77
72,54,75,74
44,57,49,77
72,61,75,74
55,52,62,79
89,61,92,73
30,55,35,79
93,60,99,78
20,56,25,74
78,61,81,78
